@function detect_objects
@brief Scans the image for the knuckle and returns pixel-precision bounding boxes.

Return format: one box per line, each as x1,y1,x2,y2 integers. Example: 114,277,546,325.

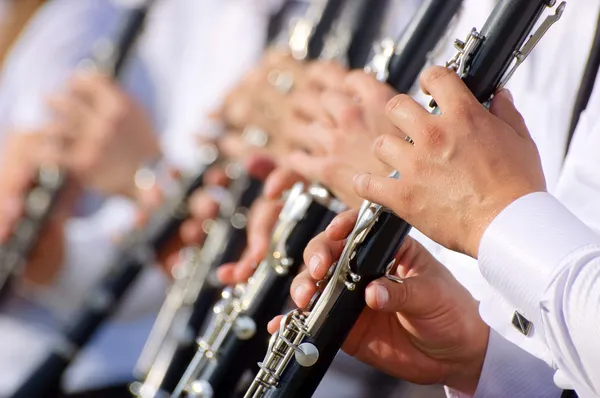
373,134,389,155
421,124,446,148
319,159,338,184
398,186,416,214
339,105,362,128
420,65,454,88
386,93,412,115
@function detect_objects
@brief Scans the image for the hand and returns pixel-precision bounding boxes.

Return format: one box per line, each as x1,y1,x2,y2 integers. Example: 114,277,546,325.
216,167,304,285
353,66,546,257
277,61,351,152
285,71,396,207
219,49,308,132
46,72,160,198
220,55,348,154
0,133,79,285
270,210,489,395
217,128,293,165
0,133,41,240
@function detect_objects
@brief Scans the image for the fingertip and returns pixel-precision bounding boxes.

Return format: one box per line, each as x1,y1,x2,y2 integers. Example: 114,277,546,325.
216,264,236,285
234,258,258,284
307,254,323,277
365,282,390,310
267,316,283,334
496,88,514,104
352,173,369,195
291,283,313,308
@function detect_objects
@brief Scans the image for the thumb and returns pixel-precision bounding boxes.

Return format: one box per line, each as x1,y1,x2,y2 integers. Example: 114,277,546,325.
365,274,440,316
490,89,530,140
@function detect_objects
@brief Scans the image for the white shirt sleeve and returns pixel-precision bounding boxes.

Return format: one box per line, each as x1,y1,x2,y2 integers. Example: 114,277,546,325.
446,329,562,398
0,0,122,134
478,192,600,396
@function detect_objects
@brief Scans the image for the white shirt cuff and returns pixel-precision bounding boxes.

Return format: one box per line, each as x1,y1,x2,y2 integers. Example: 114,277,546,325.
478,192,599,328
446,330,561,398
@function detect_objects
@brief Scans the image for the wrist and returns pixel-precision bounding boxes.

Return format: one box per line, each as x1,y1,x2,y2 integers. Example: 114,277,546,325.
444,325,489,396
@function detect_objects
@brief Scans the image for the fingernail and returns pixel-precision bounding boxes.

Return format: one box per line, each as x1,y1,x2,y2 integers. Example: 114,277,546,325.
353,173,369,189
500,89,514,103
375,284,389,309
294,284,306,300
308,255,321,274
352,174,364,184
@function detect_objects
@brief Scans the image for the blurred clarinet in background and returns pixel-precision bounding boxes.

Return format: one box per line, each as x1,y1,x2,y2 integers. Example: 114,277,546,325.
0,0,157,303
168,0,396,397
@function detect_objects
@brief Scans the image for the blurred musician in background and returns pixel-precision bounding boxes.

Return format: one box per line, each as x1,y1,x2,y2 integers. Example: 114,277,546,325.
0,0,46,68
0,0,281,396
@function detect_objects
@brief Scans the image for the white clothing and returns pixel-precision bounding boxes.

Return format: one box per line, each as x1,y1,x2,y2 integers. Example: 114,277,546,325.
446,330,562,398
405,0,600,394
0,0,275,394
480,193,600,397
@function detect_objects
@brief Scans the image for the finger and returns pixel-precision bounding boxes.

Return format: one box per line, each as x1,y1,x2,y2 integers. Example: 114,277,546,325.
244,154,276,180
325,209,359,241
372,134,412,174
280,116,328,155
288,151,359,205
188,190,220,221
353,173,411,215
46,95,92,138
419,66,482,114
245,198,283,261
69,73,122,112
263,167,304,200
385,94,433,142
306,61,348,91
180,220,206,246
0,197,24,242
203,166,229,187
303,230,346,280
216,263,238,285
289,269,317,308
288,89,333,125
233,256,259,284
320,90,363,130
490,89,530,139
365,275,433,315
344,71,395,104
218,132,251,161
267,315,284,334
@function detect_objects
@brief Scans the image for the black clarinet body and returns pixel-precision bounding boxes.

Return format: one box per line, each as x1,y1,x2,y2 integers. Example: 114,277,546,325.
155,174,264,394
0,1,156,301
265,212,411,398
186,201,335,398
10,170,208,398
170,0,397,394
244,0,568,396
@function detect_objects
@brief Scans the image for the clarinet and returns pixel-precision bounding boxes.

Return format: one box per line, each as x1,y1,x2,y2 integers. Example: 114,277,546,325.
131,165,263,397
172,184,340,398
244,0,566,396
0,0,156,302
9,152,218,398
170,1,392,397
131,2,351,396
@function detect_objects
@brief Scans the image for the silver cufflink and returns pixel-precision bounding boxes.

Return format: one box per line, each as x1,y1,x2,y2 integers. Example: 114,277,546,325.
512,310,533,336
